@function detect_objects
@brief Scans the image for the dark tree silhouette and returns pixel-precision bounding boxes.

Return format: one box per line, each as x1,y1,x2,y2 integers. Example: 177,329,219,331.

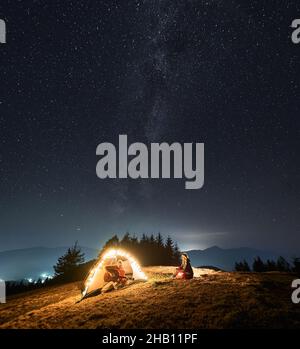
235,260,251,271
266,259,277,271
276,256,290,272
165,236,174,265
292,257,300,275
234,262,242,271
252,256,266,272
235,256,300,273
98,235,120,257
121,232,131,248
173,242,181,265
155,233,165,265
99,233,181,266
53,241,85,279
156,233,164,247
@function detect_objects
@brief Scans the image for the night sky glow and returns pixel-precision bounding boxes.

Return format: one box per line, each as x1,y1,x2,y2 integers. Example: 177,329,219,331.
0,1,299,253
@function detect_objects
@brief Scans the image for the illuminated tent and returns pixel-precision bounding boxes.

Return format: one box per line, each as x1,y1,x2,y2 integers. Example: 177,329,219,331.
81,249,147,299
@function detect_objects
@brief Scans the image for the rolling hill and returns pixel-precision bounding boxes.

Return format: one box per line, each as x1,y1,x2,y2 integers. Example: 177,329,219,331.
186,246,281,271
0,247,98,281
0,267,299,329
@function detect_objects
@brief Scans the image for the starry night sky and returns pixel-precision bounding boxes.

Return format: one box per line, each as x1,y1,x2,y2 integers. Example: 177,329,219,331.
0,1,299,253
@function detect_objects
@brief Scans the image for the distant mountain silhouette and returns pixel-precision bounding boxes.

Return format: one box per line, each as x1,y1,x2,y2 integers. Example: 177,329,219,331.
0,247,98,281
0,245,287,281
186,246,282,271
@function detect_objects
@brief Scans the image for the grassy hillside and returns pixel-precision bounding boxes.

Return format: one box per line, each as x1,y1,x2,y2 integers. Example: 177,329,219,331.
0,267,299,329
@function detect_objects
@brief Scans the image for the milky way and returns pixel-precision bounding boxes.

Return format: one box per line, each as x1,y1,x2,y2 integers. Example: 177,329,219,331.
0,1,299,253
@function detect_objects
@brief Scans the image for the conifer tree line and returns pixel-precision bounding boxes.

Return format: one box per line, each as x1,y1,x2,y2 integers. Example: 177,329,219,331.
99,233,181,266
235,256,300,273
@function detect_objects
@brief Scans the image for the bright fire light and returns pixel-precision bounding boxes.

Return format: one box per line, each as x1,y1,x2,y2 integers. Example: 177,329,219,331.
82,248,147,298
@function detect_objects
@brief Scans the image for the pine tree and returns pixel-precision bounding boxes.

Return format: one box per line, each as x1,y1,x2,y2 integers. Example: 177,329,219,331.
292,257,300,275
173,242,181,265
155,233,164,247
149,234,155,246
242,260,251,271
276,256,290,272
266,259,277,271
235,260,250,271
140,234,149,249
139,234,150,265
98,235,119,257
53,242,85,278
129,234,138,252
235,261,243,271
155,233,164,264
165,236,174,265
252,256,266,272
121,232,131,249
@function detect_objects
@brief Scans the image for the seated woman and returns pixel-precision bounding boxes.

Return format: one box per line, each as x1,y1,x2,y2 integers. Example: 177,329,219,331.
101,259,128,293
174,253,194,279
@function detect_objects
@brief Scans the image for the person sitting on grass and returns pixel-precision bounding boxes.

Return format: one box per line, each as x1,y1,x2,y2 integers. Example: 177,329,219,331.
101,259,128,293
174,253,194,280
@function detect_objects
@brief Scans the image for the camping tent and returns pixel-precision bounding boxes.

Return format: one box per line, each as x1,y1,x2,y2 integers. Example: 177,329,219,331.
81,248,147,299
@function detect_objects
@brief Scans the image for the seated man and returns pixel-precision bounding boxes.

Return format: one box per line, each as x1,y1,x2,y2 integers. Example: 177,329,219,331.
115,259,127,287
101,260,128,293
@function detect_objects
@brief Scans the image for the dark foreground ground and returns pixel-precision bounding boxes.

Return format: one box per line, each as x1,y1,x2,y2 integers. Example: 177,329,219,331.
0,267,299,329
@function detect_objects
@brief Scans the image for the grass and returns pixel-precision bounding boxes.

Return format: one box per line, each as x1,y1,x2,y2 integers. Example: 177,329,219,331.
0,267,299,329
